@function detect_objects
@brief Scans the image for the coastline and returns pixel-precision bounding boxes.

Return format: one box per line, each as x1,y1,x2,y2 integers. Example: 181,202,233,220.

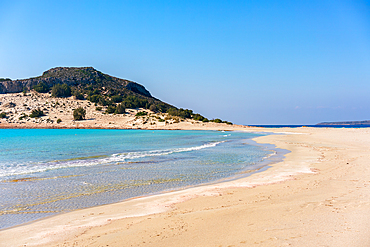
1,127,370,246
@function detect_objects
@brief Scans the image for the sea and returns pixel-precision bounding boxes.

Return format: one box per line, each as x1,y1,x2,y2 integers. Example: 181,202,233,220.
0,129,274,230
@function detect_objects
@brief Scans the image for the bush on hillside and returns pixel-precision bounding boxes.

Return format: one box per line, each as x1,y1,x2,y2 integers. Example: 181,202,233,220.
105,105,116,114
73,91,84,100
51,84,72,98
167,108,193,119
33,82,50,93
73,107,86,120
115,103,125,114
29,108,45,118
135,111,147,116
193,113,206,121
111,95,123,103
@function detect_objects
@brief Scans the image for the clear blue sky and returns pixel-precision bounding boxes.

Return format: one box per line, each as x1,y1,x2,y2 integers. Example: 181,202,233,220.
1,0,369,125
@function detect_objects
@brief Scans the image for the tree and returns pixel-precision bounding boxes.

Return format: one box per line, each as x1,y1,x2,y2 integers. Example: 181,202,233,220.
105,105,116,114
167,108,193,119
73,107,86,120
211,118,222,123
73,91,84,100
51,84,72,98
33,82,49,93
111,95,123,103
149,104,158,112
115,103,125,114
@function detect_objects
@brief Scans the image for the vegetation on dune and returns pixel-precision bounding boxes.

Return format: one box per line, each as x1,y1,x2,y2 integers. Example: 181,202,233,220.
33,82,50,93
51,84,72,98
111,95,123,103
29,108,45,118
105,105,116,114
19,113,28,120
135,111,147,116
210,118,233,125
73,91,85,100
73,107,86,120
0,112,7,118
167,108,193,119
115,103,125,114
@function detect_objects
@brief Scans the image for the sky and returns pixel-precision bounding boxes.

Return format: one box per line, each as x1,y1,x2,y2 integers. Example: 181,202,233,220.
0,0,369,125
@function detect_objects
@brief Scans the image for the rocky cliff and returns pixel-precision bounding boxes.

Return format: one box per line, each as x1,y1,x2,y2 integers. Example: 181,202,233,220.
0,67,151,98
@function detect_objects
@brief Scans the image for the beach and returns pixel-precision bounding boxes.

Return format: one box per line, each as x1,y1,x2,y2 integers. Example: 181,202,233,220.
1,127,370,246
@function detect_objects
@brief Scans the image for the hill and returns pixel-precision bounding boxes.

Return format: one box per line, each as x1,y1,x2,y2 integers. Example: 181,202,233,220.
0,67,173,112
0,67,233,129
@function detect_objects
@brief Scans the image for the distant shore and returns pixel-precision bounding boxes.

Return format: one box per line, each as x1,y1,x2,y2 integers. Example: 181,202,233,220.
1,127,370,246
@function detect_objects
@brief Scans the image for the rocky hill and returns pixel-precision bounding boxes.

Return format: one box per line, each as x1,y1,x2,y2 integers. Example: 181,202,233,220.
0,67,232,127
0,67,151,97
0,67,175,112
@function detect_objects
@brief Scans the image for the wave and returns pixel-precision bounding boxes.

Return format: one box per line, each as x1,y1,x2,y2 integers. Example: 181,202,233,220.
0,141,224,178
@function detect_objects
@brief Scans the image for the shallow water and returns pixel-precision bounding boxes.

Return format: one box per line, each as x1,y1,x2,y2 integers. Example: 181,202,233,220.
0,129,272,229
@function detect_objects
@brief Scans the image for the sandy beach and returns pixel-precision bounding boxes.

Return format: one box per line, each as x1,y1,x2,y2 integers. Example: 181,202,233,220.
1,126,370,246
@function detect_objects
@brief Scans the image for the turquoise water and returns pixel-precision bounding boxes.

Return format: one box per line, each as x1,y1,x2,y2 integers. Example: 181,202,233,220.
0,129,272,230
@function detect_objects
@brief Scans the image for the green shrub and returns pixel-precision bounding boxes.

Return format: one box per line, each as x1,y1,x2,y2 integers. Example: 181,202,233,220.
87,94,100,103
122,95,148,109
51,84,72,98
73,107,86,120
158,118,165,122
74,91,84,100
193,113,205,121
211,118,222,123
167,108,193,119
57,118,62,123
149,104,158,112
33,82,50,93
202,118,209,122
111,95,123,103
22,87,28,96
29,109,45,118
95,106,102,111
19,114,28,120
0,112,7,118
135,111,147,116
105,105,116,114
115,103,125,114
98,97,108,106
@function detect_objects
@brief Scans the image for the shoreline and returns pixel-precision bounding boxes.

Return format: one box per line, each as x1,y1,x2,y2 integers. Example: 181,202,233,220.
1,127,370,246
0,129,279,231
